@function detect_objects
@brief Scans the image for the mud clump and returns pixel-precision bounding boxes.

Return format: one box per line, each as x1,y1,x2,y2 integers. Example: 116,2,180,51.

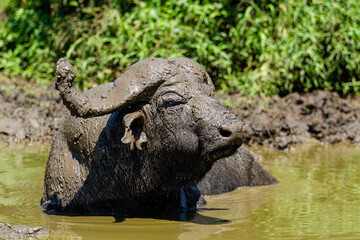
0,223,50,239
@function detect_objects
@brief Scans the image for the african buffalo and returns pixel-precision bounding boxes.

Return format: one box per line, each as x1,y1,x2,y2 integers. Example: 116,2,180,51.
41,57,277,216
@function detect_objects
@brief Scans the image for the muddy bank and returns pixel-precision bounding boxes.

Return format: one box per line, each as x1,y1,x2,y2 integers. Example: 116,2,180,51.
0,80,65,142
219,90,360,149
1,80,360,149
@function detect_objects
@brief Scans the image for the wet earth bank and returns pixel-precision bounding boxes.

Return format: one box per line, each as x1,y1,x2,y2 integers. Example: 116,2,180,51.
218,90,360,149
1,80,360,149
0,81,64,142
1,81,360,238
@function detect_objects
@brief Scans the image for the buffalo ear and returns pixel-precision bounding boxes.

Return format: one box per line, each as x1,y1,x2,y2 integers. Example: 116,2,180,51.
121,111,148,151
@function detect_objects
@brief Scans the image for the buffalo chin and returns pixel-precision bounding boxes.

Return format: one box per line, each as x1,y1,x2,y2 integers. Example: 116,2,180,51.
207,144,240,162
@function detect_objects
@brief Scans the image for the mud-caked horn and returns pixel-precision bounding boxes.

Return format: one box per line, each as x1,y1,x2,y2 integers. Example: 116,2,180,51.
170,57,215,93
55,57,174,118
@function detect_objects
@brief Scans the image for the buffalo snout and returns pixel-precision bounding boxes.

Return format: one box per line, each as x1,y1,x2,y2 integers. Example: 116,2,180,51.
195,97,245,163
219,121,244,146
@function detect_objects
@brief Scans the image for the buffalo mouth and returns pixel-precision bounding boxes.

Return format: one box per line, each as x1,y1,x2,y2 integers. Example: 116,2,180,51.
208,144,240,162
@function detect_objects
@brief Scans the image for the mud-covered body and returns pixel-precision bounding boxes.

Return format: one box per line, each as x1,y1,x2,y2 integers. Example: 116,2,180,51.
41,57,277,216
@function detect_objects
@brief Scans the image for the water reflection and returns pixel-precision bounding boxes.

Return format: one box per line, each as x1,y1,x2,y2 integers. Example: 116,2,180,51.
1,143,360,239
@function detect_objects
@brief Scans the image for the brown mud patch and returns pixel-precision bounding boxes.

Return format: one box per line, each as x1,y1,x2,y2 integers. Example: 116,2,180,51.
0,79,65,142
1,79,360,149
218,90,360,149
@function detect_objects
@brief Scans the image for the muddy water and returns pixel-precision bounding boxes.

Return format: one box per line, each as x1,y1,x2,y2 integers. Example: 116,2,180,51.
1,142,360,239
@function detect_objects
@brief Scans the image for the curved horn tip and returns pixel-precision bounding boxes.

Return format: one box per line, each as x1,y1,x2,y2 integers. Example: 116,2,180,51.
56,58,75,77
55,57,76,90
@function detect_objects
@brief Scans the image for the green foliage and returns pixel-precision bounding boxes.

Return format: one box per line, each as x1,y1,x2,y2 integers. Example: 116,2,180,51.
226,0,360,96
0,0,359,95
0,0,10,10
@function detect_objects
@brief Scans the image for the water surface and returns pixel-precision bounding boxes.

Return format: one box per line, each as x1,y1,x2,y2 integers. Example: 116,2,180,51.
0,142,360,239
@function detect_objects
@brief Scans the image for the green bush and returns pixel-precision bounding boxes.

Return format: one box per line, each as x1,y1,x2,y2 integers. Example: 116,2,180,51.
226,0,360,96
0,0,359,95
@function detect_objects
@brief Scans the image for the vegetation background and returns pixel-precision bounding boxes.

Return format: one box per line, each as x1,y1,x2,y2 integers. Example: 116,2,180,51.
0,0,359,96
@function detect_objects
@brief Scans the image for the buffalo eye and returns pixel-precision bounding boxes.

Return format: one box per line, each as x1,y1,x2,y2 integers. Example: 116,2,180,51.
165,101,178,109
158,92,185,109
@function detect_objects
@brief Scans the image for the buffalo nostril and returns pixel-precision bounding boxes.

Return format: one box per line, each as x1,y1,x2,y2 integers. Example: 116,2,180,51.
219,128,232,138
